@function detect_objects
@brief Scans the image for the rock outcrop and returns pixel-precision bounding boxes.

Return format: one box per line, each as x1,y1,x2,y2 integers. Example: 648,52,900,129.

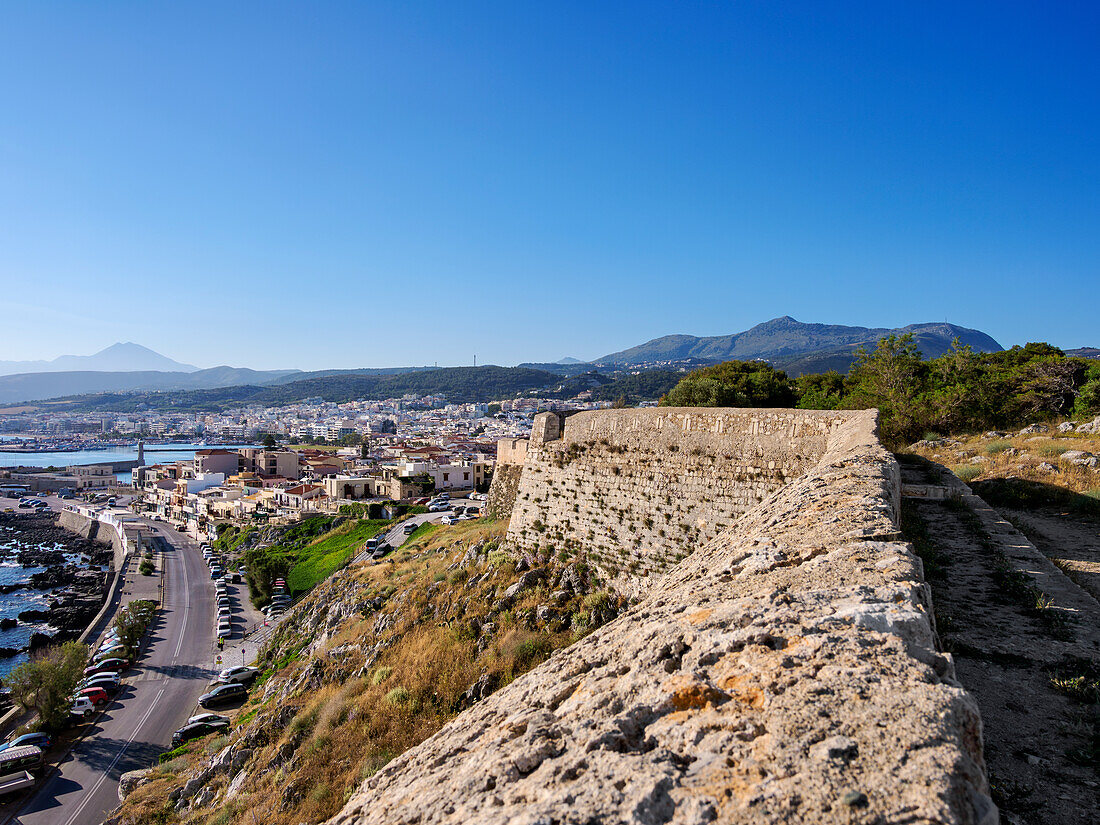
327,410,994,825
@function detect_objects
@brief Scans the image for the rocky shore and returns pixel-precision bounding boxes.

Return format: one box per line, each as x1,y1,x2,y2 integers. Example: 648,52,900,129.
0,511,112,657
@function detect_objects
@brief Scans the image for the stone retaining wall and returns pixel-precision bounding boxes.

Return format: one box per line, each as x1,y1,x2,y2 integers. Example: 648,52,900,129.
327,408,995,825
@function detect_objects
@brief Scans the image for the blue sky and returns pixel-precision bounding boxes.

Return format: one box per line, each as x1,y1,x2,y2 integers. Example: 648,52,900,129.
0,2,1097,369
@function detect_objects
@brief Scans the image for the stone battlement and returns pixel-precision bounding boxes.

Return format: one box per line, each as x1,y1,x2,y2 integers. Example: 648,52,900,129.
328,408,995,825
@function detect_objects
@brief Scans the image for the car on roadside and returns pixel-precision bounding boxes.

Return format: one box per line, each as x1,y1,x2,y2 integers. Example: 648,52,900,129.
77,673,121,694
69,696,97,719
187,712,230,727
428,503,450,513
171,718,230,747
94,645,129,662
198,682,247,708
76,687,110,707
83,657,128,677
440,516,456,525
218,665,259,684
402,522,418,534
0,733,52,753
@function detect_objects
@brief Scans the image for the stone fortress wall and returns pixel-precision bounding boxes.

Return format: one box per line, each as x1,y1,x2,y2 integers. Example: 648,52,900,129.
505,408,853,593
328,407,995,825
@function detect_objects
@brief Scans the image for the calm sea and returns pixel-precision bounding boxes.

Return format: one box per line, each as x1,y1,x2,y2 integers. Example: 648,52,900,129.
0,442,258,481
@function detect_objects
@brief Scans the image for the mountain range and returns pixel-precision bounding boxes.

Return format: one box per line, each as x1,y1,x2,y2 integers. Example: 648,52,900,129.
3,320,1089,407
594,317,1005,374
0,342,198,376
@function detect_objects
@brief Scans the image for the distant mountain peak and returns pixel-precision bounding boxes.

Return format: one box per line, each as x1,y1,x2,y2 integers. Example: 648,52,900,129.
596,317,1003,374
556,356,584,364
0,342,198,376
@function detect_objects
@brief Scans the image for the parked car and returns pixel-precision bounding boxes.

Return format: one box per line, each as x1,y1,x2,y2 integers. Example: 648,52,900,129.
440,516,456,525
83,658,128,677
70,696,96,719
403,522,418,534
218,665,259,684
231,571,242,583
428,503,450,513
78,673,121,693
94,645,129,662
187,712,230,726
77,687,110,706
198,682,247,708
171,719,230,747
0,733,52,753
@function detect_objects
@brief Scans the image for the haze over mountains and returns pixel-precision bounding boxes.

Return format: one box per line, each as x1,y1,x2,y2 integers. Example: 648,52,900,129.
0,342,198,376
1,319,1091,406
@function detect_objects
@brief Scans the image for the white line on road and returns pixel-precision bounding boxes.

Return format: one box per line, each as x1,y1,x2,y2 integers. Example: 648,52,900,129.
171,539,191,660
58,687,165,825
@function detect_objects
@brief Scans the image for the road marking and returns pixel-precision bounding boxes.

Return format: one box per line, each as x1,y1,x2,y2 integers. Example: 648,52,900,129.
59,687,164,825
171,543,190,660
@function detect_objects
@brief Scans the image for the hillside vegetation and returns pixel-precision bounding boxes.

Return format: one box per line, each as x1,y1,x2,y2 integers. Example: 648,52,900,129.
662,336,1100,445
112,520,627,825
214,517,391,605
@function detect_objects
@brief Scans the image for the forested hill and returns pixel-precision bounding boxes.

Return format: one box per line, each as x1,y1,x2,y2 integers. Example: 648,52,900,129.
597,317,1002,371
25,366,560,412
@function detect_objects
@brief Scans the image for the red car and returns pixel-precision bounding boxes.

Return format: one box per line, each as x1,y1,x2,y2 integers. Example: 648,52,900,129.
78,687,110,706
83,658,128,677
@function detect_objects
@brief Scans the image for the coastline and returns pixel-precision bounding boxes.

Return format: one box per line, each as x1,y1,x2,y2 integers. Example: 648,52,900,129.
0,512,114,679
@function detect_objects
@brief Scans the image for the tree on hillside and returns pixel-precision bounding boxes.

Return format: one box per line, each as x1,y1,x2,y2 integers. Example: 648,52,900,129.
659,361,796,408
795,371,846,410
845,335,927,442
1074,361,1100,418
7,642,89,730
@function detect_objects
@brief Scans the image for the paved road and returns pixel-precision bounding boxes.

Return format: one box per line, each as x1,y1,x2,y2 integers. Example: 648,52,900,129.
10,522,215,825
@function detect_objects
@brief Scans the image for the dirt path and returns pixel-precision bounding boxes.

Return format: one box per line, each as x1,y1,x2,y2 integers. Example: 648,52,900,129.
898,459,1100,824
1002,508,1100,604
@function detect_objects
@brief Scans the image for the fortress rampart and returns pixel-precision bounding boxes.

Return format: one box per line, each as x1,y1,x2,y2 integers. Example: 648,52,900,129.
505,408,854,593
329,408,994,825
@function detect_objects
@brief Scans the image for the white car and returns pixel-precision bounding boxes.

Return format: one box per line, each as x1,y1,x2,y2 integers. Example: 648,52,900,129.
440,516,457,526
70,696,96,719
218,666,258,684
187,712,230,726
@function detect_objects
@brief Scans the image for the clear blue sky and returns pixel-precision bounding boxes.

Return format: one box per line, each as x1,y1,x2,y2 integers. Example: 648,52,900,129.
1,2,1097,370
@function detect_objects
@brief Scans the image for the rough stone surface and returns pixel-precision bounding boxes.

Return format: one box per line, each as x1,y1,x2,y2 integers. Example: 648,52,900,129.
326,409,993,825
504,408,852,594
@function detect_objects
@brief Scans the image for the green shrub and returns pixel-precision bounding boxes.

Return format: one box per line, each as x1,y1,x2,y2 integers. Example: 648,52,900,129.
370,666,392,685
384,686,410,706
952,465,982,482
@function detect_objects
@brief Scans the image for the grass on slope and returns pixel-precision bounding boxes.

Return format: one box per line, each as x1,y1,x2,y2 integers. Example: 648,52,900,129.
116,519,624,825
285,519,391,593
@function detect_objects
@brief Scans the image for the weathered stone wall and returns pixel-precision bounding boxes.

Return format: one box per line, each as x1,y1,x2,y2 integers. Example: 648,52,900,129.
327,408,995,825
507,408,850,593
486,463,524,520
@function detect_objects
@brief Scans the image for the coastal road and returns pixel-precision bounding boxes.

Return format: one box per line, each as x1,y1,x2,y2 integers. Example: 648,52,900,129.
10,521,215,825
